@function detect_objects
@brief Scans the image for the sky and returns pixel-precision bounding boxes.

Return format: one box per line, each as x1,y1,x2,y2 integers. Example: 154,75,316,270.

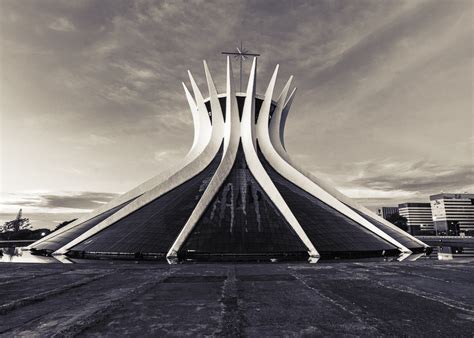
0,0,473,229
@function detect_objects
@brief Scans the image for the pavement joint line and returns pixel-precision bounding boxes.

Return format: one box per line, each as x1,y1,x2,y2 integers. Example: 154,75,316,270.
214,266,243,337
375,264,459,285
48,267,180,337
428,264,472,273
372,280,474,314
0,270,79,287
0,263,472,335
287,268,384,335
0,271,114,315
331,265,474,314
0,312,46,335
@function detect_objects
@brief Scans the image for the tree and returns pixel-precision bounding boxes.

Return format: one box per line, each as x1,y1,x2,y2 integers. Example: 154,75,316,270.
1,209,31,239
54,218,77,232
386,213,408,232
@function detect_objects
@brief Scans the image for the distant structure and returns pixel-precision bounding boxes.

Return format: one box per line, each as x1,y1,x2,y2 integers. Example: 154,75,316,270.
27,56,429,263
377,207,399,220
1,208,30,233
430,193,474,236
11,209,24,232
398,203,434,234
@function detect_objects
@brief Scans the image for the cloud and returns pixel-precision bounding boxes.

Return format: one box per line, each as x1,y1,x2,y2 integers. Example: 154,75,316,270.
340,187,418,200
115,62,155,80
1,0,472,211
154,149,182,163
86,134,114,145
347,161,473,194
48,17,76,32
0,190,117,229
59,133,115,149
0,212,85,230
39,191,118,209
321,159,474,209
0,191,118,213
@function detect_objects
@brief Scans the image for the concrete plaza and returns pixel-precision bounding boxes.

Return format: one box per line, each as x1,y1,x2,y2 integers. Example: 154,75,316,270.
0,259,473,336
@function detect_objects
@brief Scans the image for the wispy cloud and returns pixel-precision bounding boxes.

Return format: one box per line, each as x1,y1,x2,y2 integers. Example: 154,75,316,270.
0,190,117,229
1,0,472,211
0,191,118,214
48,17,76,32
0,212,85,230
329,159,474,208
348,161,473,193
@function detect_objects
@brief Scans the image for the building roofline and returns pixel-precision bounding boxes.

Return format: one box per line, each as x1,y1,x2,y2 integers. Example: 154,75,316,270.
430,193,474,200
398,202,431,208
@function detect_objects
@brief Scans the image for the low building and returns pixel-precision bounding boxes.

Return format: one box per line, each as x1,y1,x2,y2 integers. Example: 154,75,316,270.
430,193,474,236
377,207,399,220
398,203,434,234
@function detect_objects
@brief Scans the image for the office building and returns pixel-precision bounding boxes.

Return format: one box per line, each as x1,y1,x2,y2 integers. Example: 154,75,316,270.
398,203,434,234
430,193,474,235
377,207,399,220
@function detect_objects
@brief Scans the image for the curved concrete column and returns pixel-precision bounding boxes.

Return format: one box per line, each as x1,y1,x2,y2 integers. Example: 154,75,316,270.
28,82,210,251
258,69,412,254
271,87,296,155
54,70,224,256
35,57,427,262
270,88,428,250
286,159,428,249
183,81,212,162
167,57,241,262
241,58,320,261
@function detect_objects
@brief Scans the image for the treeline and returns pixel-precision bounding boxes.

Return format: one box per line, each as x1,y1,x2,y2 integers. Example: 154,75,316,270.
1,209,77,241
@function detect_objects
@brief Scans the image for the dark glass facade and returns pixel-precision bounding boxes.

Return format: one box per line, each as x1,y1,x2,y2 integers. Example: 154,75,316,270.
204,96,274,123
69,146,223,257
258,149,398,259
29,91,425,261
351,208,426,252
31,199,135,254
398,202,431,208
204,97,226,122
179,144,308,260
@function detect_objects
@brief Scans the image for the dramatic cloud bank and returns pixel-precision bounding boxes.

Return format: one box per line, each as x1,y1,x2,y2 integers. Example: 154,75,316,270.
0,191,118,229
1,191,118,211
0,0,472,227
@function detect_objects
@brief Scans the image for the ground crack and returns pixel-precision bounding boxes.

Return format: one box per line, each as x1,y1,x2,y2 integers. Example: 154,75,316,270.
214,266,244,337
0,271,114,315
50,267,179,337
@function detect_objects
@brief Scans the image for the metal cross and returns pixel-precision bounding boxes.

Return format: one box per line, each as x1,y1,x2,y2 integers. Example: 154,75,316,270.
222,41,260,92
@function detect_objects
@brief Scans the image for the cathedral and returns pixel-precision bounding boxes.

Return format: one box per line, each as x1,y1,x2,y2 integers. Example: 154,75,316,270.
28,57,429,262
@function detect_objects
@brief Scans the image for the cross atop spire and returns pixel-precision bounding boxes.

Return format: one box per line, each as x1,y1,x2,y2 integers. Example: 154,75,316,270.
222,41,260,91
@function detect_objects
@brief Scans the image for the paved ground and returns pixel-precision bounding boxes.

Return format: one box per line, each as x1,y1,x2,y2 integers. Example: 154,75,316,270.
0,259,473,337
